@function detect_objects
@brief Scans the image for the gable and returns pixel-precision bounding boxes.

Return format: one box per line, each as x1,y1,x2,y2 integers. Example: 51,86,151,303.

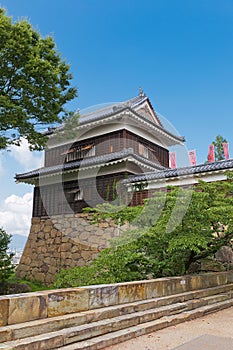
133,100,162,126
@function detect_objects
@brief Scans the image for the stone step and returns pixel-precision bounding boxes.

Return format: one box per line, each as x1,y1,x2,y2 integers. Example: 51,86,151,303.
1,284,233,343
185,292,230,310
202,293,230,305
155,283,233,307
0,298,178,343
60,299,233,350
1,295,233,350
0,302,187,349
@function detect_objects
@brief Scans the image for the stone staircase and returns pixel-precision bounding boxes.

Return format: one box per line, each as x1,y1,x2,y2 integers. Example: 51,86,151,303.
0,272,233,349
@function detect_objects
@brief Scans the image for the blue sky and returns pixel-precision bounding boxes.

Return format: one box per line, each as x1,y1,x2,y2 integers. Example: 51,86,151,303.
0,0,233,235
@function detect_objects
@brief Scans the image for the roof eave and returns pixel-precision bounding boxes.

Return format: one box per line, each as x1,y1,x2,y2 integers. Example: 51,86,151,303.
15,150,163,184
46,105,184,147
123,159,233,184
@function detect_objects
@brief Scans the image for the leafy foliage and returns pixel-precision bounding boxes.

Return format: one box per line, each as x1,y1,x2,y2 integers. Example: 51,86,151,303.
0,227,14,294
6,275,48,293
83,203,143,225
212,135,227,161
54,241,152,288
0,8,77,150
55,177,233,288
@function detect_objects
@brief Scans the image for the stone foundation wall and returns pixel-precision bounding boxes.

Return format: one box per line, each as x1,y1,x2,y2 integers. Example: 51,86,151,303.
16,213,129,285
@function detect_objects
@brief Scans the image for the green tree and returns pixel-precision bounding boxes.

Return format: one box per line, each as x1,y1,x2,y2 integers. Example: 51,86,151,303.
145,180,233,274
0,8,77,150
0,228,14,294
55,177,233,288
212,135,227,161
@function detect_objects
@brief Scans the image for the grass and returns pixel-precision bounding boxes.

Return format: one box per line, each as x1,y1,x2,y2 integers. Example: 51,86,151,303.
5,274,49,293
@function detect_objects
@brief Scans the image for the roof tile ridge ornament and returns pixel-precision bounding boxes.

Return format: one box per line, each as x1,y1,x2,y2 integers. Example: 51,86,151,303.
138,86,146,97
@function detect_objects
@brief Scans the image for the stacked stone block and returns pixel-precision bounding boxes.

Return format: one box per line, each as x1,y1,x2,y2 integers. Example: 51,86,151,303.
16,213,126,285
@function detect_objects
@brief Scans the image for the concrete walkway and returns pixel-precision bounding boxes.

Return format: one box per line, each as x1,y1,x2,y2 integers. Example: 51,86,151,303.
105,306,233,350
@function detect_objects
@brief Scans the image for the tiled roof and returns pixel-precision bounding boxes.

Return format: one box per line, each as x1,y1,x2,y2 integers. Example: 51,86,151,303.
79,106,185,144
123,159,233,184
78,94,149,125
15,148,164,181
44,94,150,135
43,92,184,144
77,94,184,144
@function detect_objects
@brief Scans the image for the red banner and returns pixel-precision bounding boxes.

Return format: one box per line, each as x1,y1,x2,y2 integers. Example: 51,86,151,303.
169,151,177,169
208,144,215,163
188,150,197,166
222,142,229,160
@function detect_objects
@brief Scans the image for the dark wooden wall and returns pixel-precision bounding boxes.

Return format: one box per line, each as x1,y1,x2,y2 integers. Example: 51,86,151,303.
33,173,129,217
129,184,195,206
34,129,170,217
45,130,169,168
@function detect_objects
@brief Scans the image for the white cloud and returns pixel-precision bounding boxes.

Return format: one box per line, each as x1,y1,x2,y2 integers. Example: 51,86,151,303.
0,193,33,236
9,138,43,171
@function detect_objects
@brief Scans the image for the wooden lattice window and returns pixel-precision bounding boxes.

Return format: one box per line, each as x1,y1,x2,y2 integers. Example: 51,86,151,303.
67,188,84,201
64,144,96,162
139,143,149,158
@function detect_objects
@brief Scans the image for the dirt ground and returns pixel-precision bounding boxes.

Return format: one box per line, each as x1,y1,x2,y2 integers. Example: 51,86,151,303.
105,307,233,350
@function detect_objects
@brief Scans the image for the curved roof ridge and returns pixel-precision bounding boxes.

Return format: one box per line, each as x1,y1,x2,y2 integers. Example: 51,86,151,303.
123,158,233,183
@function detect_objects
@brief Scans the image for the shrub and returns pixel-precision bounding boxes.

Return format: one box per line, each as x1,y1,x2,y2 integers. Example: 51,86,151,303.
0,228,15,294
55,177,233,288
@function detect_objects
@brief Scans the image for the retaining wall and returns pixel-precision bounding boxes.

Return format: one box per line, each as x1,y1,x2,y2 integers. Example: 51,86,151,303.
16,213,129,285
1,271,233,327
